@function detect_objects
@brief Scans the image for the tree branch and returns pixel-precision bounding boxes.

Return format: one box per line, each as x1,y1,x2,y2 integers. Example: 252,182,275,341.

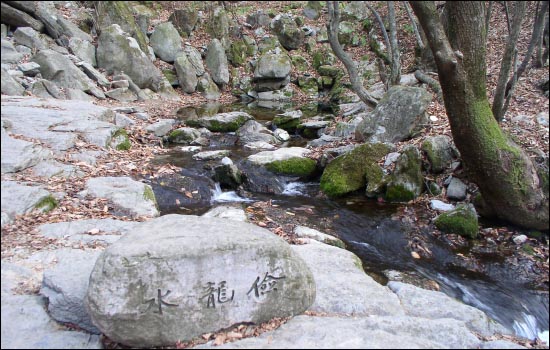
387,1,401,86
404,1,424,49
326,1,378,107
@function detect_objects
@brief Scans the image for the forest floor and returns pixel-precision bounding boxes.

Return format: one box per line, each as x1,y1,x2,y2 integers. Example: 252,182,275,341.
1,2,548,347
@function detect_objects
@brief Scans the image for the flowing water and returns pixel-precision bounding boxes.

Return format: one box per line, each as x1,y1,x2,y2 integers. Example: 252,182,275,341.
148,102,549,343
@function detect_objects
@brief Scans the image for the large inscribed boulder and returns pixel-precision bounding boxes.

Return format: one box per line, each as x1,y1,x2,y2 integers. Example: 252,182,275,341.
86,214,315,347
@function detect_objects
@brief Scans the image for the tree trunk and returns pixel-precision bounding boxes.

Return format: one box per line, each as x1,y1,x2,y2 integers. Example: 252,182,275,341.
365,3,391,65
326,1,379,108
411,1,549,230
387,1,401,86
492,1,526,122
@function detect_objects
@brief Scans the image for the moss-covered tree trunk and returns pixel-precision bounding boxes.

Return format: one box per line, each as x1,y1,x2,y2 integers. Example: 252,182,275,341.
411,1,549,230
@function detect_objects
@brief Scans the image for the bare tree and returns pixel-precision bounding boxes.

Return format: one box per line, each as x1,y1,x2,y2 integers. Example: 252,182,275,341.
410,1,548,230
387,1,401,86
365,3,391,65
326,1,379,107
491,1,526,122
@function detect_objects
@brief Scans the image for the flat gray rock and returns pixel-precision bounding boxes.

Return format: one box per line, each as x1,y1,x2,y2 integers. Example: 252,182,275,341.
192,150,231,161
146,119,176,137
86,214,315,347
40,249,102,334
80,177,159,218
1,181,52,227
195,315,481,349
388,281,510,337
38,218,139,245
1,128,51,174
294,226,345,249
1,67,25,95
292,241,404,316
202,205,247,222
32,159,84,178
446,177,468,201
1,294,102,349
247,147,311,166
1,97,116,151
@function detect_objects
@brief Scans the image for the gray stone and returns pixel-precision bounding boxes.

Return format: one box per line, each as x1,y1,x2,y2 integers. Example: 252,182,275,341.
1,40,24,64
115,113,135,127
1,67,25,95
202,205,247,222
206,39,229,86
68,37,97,67
273,128,290,142
38,218,139,245
446,177,468,201
76,61,110,86
356,86,431,143
169,8,198,36
17,61,41,76
184,45,205,76
388,281,509,337
31,49,96,93
254,52,292,80
58,16,93,42
13,26,49,50
512,234,528,245
174,53,198,93
1,295,102,349
86,214,315,347
80,176,159,218
40,249,102,334
105,87,137,102
1,261,33,295
422,135,454,173
97,24,169,94
430,199,455,212
196,314,480,349
150,22,182,63
1,181,52,226
244,141,276,150
32,79,65,99
135,112,149,120
272,15,305,50
303,2,322,20
66,88,94,101
193,150,231,161
400,73,419,86
0,128,50,173
197,72,221,100
342,1,370,21
247,147,311,166
208,7,230,40
257,88,292,101
236,120,278,145
186,112,253,132
293,241,403,316
0,24,6,39
167,127,201,144
32,159,83,178
535,111,549,127
384,152,401,167
294,226,345,249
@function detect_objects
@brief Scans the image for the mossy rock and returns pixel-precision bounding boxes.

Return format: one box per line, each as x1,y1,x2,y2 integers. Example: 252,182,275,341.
272,114,302,132
111,129,131,151
435,204,479,239
167,128,200,144
162,69,178,86
265,157,317,177
385,146,424,202
365,163,387,197
95,2,149,53
228,40,248,67
320,143,392,197
298,76,319,96
291,55,308,72
142,185,159,210
34,195,58,213
312,49,336,70
317,65,344,78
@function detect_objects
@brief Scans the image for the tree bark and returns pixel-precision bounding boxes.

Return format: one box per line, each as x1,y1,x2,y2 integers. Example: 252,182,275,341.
387,2,401,86
492,1,526,122
326,1,378,108
503,0,549,114
410,1,549,230
365,3,391,65
404,1,424,49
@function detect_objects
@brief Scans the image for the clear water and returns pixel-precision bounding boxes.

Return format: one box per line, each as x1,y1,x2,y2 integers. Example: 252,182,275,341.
149,102,549,342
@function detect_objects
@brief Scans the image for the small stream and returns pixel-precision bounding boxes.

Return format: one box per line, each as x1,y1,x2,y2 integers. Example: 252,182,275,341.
148,102,549,342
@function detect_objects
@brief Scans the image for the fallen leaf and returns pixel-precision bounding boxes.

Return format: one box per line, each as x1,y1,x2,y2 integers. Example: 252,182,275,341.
411,251,421,259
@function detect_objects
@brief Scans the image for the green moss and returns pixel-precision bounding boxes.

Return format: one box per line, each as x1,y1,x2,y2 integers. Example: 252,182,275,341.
324,238,346,249
265,157,317,177
112,129,131,151
35,195,58,213
320,143,392,197
435,204,479,239
142,185,159,209
228,40,248,67
385,184,416,202
273,115,301,131
352,254,364,270
365,163,387,197
522,244,535,255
